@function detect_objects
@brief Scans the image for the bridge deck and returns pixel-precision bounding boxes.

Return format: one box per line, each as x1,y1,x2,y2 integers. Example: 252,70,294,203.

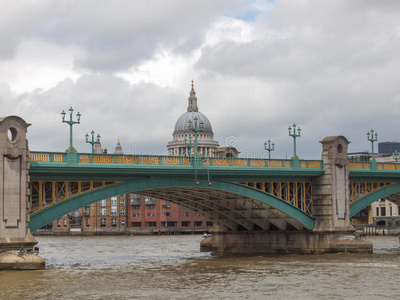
30,151,323,168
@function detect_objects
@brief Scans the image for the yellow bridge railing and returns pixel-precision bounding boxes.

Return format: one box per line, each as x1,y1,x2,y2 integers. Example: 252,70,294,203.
29,151,324,169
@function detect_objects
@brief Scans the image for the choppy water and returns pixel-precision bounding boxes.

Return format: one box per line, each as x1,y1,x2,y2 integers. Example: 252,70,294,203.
1,235,400,299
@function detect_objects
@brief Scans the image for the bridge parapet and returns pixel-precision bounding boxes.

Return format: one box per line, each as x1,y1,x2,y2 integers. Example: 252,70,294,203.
349,161,400,170
30,151,323,169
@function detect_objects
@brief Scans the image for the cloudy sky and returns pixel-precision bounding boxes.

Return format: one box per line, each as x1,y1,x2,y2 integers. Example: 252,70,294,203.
1,0,399,159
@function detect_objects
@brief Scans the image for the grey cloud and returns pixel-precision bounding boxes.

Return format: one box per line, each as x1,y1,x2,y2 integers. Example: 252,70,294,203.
1,74,187,154
0,0,241,71
192,1,400,158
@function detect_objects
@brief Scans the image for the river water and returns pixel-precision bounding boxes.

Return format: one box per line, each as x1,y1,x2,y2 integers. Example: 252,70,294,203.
1,235,400,299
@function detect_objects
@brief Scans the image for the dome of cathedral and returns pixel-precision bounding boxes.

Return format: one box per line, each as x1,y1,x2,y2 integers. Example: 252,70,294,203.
172,81,213,135
173,111,213,134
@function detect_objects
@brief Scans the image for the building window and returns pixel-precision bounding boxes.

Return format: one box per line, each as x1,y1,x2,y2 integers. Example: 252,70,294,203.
85,206,90,216
130,194,141,205
111,206,117,216
146,222,156,227
131,222,141,228
132,205,141,210
111,197,117,206
376,220,386,226
182,221,190,227
182,212,190,217
100,218,106,227
161,221,177,227
111,218,117,227
162,205,171,209
147,213,155,217
194,221,203,227
120,209,125,215
162,212,170,217
57,219,61,227
100,208,106,216
120,199,125,206
390,206,393,216
196,213,202,217
206,221,213,227
145,197,156,204
63,219,67,227
146,205,155,210
86,219,90,227
376,207,379,216
381,207,386,217
132,213,140,217
100,199,106,206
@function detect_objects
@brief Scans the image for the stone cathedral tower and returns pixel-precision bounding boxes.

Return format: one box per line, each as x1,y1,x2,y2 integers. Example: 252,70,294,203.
167,81,219,157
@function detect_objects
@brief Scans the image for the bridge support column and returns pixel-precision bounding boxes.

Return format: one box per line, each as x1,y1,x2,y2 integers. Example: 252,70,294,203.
0,116,45,269
310,135,372,252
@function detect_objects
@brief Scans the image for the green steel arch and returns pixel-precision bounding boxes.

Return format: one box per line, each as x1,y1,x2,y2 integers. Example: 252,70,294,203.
29,177,315,232
350,183,400,218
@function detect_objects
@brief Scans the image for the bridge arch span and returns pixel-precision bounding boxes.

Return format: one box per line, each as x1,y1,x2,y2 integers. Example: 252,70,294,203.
350,183,400,218
29,178,315,232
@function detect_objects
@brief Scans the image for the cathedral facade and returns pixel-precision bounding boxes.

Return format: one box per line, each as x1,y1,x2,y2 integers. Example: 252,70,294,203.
167,81,220,157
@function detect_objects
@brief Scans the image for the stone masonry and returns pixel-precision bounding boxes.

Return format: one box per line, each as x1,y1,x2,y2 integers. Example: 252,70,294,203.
312,136,353,232
0,116,44,269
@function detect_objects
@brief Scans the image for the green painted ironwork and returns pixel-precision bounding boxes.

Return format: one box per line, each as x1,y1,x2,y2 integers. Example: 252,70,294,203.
29,159,324,183
29,177,315,232
61,107,81,164
350,183,400,218
188,115,204,167
85,130,101,153
288,123,301,168
393,150,399,166
264,139,275,160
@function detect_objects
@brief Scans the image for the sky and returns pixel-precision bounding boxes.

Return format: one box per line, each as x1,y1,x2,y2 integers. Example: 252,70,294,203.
1,0,400,160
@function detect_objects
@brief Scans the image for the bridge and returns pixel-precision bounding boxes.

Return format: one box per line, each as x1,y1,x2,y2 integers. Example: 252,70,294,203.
28,152,400,232
2,115,400,269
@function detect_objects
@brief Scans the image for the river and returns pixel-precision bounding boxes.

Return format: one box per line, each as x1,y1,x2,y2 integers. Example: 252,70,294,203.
1,235,400,299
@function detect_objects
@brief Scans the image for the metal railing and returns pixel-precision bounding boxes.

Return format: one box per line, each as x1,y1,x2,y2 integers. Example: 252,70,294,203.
29,151,324,169
349,161,400,170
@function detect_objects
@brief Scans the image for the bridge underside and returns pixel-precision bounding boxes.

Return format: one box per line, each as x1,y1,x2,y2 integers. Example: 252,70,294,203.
382,193,400,205
139,187,309,232
350,183,400,218
29,178,315,232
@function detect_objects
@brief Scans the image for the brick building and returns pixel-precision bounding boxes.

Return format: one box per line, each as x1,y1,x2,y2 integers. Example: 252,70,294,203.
52,193,212,234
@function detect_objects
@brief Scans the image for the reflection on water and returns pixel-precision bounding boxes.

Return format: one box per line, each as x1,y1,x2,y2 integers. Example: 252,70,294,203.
1,235,400,299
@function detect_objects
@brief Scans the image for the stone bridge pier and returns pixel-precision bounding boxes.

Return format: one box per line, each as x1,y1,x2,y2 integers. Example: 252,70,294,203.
0,116,45,269
203,136,373,254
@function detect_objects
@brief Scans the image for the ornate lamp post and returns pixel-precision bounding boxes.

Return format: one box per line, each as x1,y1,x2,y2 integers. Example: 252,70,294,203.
188,115,204,166
288,123,301,159
85,130,101,153
61,107,81,152
184,135,193,157
367,129,378,161
393,150,399,166
264,139,275,159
